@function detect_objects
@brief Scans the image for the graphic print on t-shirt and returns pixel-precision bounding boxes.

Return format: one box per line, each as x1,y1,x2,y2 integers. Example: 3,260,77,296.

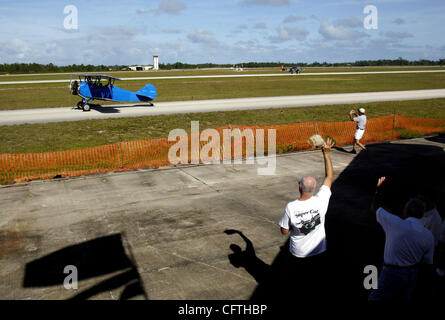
294,209,321,235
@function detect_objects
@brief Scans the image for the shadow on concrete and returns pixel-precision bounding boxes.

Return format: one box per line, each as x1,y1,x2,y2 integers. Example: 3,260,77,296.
89,103,154,113
225,229,271,284
225,138,445,302
23,233,147,300
89,104,121,113
334,146,353,154
425,133,445,144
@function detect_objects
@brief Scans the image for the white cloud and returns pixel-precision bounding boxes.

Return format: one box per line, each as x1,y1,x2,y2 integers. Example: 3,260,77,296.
318,20,368,41
282,15,307,24
269,24,309,43
162,28,182,34
0,26,157,65
0,39,30,60
229,24,249,35
382,31,414,39
234,39,277,51
283,15,297,23
254,22,267,29
333,17,362,28
136,9,150,14
393,18,405,25
157,1,186,15
187,28,220,47
243,0,290,6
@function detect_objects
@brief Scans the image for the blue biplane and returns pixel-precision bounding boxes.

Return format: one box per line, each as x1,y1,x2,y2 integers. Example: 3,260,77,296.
70,74,157,111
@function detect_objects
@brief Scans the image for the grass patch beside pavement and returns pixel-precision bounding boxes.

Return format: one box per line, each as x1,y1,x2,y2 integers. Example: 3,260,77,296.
394,129,426,139
1,98,445,154
1,72,445,110
1,66,444,82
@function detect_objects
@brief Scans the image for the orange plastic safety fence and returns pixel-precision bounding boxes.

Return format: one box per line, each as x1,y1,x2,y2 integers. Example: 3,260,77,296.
1,115,444,184
395,115,445,134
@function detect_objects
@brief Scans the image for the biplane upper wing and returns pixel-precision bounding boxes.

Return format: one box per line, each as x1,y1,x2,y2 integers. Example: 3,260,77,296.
74,74,122,81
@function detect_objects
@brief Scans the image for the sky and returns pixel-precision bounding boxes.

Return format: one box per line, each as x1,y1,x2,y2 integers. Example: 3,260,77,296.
0,0,444,65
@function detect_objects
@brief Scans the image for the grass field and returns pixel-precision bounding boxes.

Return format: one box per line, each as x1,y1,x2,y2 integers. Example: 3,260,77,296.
1,66,444,82
1,98,444,154
1,72,445,110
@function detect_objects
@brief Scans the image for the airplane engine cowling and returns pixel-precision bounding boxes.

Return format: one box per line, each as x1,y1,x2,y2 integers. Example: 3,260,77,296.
71,81,79,95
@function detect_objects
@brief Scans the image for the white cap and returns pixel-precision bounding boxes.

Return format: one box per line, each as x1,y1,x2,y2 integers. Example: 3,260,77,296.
359,108,365,114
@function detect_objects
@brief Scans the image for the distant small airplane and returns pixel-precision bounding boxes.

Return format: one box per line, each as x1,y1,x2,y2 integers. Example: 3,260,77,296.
281,66,303,74
70,74,157,111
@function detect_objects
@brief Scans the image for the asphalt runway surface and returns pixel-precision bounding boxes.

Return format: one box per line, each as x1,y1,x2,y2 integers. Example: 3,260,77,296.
0,69,444,85
1,89,445,125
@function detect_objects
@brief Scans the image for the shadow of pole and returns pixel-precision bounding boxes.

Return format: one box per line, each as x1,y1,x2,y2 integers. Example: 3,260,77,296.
23,233,148,300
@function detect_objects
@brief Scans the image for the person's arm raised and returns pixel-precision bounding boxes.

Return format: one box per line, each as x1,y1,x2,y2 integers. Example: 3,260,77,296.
371,177,386,214
349,110,357,121
322,137,335,188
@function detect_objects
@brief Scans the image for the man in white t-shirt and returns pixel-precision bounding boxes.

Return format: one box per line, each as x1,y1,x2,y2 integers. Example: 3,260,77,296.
278,138,335,297
369,177,435,301
279,137,334,258
349,108,367,154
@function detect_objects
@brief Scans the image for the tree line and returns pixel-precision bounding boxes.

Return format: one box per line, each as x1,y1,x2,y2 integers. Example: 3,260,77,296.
0,63,126,74
1,58,444,74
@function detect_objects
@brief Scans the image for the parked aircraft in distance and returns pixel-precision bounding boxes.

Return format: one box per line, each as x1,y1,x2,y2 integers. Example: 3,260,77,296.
280,65,303,74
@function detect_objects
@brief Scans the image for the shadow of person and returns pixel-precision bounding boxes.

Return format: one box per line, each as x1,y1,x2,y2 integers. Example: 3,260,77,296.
225,229,336,302
225,229,271,283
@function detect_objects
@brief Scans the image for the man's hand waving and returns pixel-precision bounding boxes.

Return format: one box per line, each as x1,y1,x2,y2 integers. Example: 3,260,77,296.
322,137,335,153
371,176,386,213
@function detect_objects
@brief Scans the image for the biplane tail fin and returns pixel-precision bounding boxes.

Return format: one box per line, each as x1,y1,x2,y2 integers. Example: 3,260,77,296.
136,84,157,101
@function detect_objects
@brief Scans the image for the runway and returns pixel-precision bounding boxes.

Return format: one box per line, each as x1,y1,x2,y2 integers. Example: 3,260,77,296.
1,88,445,126
0,69,444,85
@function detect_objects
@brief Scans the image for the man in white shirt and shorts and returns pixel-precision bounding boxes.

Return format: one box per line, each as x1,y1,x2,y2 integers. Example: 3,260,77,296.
278,137,335,295
349,108,367,153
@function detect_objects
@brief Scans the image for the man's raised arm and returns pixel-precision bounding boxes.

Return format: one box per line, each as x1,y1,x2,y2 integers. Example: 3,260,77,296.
349,109,358,121
371,177,386,214
322,137,335,188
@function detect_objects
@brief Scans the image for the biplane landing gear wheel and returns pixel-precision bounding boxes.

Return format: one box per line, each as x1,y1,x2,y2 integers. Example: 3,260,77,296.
82,104,90,112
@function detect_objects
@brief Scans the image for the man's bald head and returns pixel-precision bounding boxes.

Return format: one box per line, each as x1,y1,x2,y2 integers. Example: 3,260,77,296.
299,176,316,194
